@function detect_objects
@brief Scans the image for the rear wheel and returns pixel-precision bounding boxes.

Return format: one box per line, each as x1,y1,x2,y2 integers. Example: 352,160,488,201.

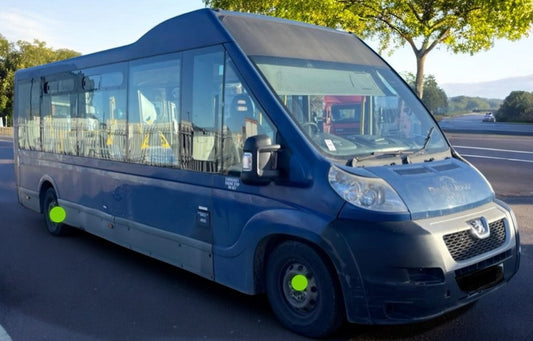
265,241,344,338
42,187,70,236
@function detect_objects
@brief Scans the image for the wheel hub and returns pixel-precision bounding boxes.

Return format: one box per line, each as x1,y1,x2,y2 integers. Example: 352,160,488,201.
282,263,318,312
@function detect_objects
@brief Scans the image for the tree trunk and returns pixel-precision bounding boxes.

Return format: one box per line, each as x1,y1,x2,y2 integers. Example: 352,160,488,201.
415,53,426,99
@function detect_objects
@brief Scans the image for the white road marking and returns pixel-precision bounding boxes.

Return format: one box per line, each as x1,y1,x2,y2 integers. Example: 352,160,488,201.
460,154,533,164
454,145,533,155
454,145,533,163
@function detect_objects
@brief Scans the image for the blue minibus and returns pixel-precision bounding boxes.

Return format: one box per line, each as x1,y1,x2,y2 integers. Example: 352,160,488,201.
13,9,520,337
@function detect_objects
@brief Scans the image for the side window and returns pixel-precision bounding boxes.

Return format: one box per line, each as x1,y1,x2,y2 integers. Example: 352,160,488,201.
79,66,127,160
29,79,41,150
129,55,181,166
41,74,77,155
377,99,423,138
16,80,31,150
181,47,224,172
221,58,276,175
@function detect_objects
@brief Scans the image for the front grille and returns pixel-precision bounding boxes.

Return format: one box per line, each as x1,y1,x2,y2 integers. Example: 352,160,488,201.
443,219,506,261
455,250,512,277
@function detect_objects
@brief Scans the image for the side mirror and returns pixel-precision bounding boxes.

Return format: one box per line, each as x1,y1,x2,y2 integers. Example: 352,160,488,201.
241,135,281,185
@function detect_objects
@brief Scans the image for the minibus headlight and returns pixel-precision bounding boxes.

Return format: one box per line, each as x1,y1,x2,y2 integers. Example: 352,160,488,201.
328,166,408,212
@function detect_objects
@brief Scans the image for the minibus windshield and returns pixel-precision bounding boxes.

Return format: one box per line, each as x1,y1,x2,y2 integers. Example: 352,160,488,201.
253,56,449,164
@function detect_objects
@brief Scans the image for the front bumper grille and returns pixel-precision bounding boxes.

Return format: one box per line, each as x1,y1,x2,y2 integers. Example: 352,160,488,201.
443,219,506,261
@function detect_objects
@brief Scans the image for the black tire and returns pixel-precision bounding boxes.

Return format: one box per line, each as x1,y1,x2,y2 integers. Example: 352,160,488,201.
265,241,344,338
42,187,70,236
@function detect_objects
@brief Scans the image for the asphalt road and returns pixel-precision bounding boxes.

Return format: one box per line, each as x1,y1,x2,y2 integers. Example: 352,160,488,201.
446,133,533,197
439,113,533,136
1,130,532,340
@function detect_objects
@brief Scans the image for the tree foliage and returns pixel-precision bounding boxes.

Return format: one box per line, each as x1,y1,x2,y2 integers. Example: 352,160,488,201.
420,75,448,115
0,34,80,126
203,0,533,99
496,91,533,122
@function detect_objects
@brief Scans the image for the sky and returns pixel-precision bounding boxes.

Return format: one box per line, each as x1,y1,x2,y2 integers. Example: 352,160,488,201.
1,0,533,88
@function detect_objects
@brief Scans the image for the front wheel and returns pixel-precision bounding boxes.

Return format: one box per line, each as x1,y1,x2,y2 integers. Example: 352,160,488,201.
265,241,344,338
42,187,70,236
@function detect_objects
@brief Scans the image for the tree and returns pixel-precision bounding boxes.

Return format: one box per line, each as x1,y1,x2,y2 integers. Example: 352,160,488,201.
404,73,448,114
203,0,533,98
0,37,80,126
0,34,9,59
497,91,533,122
0,34,14,125
420,75,448,115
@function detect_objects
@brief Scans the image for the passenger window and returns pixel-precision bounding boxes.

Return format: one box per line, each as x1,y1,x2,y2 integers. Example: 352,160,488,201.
128,55,181,166
221,58,276,175
179,47,276,174
79,65,127,160
181,47,224,172
16,80,32,150
29,79,41,151
41,75,77,155
16,78,41,150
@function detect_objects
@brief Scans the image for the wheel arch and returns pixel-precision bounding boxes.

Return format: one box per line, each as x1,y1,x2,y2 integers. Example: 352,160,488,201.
250,220,371,325
213,208,337,294
253,233,342,296
38,176,58,213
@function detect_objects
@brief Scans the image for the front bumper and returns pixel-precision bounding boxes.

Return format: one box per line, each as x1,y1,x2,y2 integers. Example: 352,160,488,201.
327,201,520,324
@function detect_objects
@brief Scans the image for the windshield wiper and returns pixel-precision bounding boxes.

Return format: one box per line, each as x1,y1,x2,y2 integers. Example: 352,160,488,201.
351,150,409,166
351,127,436,166
410,127,435,157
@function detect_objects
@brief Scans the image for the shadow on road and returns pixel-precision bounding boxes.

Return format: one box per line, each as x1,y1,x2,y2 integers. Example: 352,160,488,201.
335,303,475,340
498,195,533,205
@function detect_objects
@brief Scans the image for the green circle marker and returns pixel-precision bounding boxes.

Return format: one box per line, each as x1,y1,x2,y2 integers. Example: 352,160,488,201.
291,274,308,291
49,206,66,223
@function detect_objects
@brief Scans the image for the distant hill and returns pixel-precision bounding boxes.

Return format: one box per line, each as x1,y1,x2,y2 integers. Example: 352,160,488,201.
447,96,502,114
442,74,533,99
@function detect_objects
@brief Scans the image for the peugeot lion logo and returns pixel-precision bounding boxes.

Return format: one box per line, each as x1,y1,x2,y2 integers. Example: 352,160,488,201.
468,217,490,239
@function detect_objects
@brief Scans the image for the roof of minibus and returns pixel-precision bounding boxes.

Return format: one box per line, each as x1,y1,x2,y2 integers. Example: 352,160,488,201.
15,9,230,79
15,8,385,80
217,11,385,66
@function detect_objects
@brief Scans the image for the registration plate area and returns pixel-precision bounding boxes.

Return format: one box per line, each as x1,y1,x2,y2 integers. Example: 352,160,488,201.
455,264,504,294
